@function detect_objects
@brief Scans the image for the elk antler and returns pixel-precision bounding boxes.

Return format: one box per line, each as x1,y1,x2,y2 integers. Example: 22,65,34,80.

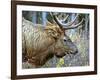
51,12,84,30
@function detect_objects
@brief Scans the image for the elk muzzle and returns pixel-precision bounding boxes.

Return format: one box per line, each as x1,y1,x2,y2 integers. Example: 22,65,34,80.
63,35,78,55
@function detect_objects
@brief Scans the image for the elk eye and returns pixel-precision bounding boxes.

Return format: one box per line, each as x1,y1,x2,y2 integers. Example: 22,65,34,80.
64,39,67,42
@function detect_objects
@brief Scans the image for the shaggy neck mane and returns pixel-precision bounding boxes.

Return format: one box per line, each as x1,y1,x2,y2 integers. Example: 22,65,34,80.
32,28,56,52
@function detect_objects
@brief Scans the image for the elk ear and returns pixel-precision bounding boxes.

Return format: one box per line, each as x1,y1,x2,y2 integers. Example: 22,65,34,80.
46,29,60,39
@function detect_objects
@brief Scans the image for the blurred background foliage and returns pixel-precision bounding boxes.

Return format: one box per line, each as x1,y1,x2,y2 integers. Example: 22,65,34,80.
22,11,89,68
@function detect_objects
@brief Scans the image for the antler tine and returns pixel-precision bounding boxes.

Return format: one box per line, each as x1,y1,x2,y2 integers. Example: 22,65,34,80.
63,18,84,30
63,15,69,22
50,12,83,30
57,14,79,27
57,14,69,23
50,12,64,29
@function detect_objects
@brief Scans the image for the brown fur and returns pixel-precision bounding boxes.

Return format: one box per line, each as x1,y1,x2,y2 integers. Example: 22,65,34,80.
22,18,73,67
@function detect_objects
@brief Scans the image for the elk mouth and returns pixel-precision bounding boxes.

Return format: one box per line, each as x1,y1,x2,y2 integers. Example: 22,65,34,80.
66,49,78,55
55,49,78,58
55,52,66,58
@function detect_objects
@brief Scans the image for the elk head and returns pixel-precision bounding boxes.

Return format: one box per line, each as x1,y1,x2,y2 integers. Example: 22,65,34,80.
50,12,84,57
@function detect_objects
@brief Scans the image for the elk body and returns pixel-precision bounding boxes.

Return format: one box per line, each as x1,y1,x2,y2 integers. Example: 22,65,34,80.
22,13,83,68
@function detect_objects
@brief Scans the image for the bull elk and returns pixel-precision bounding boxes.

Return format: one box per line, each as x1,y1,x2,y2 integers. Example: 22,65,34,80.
22,13,84,68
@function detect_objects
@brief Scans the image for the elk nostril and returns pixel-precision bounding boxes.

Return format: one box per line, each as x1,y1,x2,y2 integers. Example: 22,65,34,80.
74,50,78,55
76,50,78,53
